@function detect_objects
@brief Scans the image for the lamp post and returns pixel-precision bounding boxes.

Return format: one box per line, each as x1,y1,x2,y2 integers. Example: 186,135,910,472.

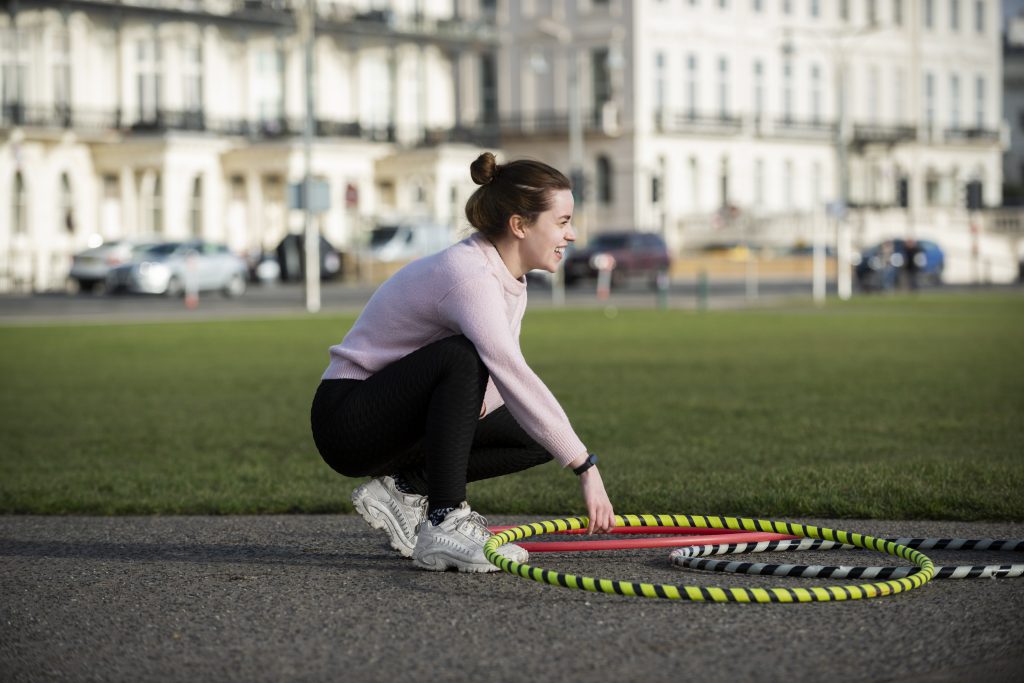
782,23,883,304
297,0,320,313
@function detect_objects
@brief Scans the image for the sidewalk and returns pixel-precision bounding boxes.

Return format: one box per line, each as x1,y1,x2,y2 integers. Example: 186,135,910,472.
2,515,1022,682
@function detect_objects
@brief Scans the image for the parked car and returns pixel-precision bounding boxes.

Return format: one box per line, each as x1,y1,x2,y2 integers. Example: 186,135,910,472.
853,238,945,291
368,222,454,262
106,241,248,296
564,231,671,288
69,238,159,293
275,233,343,282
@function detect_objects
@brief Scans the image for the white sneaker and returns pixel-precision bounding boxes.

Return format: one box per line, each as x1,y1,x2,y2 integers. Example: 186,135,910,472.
412,502,528,573
351,476,427,558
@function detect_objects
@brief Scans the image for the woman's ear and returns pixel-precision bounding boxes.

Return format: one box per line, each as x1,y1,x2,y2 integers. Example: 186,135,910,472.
507,214,528,240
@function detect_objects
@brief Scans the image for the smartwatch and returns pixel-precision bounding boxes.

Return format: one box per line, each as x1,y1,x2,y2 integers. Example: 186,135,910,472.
573,453,598,476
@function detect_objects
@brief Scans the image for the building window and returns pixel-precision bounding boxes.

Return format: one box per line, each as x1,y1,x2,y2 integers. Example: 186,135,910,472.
754,158,764,207
719,157,730,208
974,75,984,129
2,27,26,114
950,73,960,130
867,0,878,25
592,48,611,112
950,0,960,31
480,53,497,124
782,59,793,123
784,160,794,209
654,51,666,115
136,37,162,122
974,0,984,34
812,160,823,205
752,0,763,12
686,54,698,119
53,28,71,115
12,172,26,235
596,155,613,205
782,0,792,15
60,173,74,234
810,64,822,124
688,156,700,211
717,57,729,118
810,0,820,19
894,0,904,26
924,0,934,29
924,72,935,136
190,176,203,237
869,65,880,123
840,0,849,22
894,67,905,122
256,48,284,128
183,37,203,115
753,59,764,121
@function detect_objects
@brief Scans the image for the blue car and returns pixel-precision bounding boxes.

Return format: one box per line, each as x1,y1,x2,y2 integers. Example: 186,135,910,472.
853,239,944,291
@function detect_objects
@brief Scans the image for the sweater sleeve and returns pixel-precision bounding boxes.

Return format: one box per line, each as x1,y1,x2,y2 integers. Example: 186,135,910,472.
437,277,586,467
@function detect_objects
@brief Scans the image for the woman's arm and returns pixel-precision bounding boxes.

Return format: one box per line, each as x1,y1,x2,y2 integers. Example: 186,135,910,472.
568,452,615,535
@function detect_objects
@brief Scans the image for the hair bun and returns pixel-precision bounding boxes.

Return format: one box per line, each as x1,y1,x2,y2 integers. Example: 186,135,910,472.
470,152,499,186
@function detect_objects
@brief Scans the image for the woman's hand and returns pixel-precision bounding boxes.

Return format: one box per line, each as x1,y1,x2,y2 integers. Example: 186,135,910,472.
578,467,615,535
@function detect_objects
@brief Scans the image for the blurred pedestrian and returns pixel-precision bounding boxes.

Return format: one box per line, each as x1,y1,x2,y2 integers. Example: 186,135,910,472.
904,238,921,290
310,152,615,573
880,240,897,291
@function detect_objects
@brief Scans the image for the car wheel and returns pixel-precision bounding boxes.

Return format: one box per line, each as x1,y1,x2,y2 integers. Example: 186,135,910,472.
223,273,246,298
165,276,184,297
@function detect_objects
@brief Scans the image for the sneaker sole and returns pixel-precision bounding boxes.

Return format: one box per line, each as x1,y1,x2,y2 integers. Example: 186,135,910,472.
412,551,500,573
352,488,416,558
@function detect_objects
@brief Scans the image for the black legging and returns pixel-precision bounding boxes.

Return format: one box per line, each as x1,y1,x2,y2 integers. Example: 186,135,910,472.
310,335,552,511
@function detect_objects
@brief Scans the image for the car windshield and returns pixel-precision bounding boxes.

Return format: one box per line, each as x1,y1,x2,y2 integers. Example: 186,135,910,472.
370,227,399,247
590,235,630,250
141,243,184,257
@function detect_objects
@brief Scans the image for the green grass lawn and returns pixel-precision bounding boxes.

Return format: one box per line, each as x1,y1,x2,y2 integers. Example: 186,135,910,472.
1,292,1022,520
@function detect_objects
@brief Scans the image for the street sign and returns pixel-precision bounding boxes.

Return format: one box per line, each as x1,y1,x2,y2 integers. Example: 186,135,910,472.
288,179,331,214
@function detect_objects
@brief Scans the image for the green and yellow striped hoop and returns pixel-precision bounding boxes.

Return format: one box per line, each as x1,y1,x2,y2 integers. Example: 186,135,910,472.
483,514,936,603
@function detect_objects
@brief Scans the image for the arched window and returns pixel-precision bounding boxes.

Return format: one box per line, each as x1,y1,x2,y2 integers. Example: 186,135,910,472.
12,172,27,234
596,155,613,205
60,173,74,234
190,176,203,237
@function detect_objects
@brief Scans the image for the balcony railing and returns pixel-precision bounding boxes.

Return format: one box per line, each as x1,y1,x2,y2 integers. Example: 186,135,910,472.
0,102,493,147
851,124,917,147
944,127,1000,144
655,111,743,136
498,109,609,136
771,117,835,139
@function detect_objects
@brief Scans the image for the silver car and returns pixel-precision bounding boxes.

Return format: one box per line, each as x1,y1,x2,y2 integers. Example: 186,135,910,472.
107,241,248,297
69,239,159,293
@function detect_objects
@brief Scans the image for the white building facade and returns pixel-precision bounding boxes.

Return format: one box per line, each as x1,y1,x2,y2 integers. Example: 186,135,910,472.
496,0,1014,283
2,0,1017,291
1,0,497,291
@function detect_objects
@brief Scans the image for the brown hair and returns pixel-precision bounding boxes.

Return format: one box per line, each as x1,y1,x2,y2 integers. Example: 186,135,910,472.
464,152,571,240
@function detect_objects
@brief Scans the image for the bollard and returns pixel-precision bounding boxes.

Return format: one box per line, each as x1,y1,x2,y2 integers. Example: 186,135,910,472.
697,269,709,311
656,270,669,310
594,254,615,301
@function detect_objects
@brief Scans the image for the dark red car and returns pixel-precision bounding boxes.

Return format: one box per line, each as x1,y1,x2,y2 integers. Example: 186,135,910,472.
564,231,671,288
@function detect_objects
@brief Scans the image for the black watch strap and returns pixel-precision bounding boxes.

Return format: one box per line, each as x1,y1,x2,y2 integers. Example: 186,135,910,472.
573,453,598,476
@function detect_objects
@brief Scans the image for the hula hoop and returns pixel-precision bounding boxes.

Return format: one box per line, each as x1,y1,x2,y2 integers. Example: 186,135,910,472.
670,537,1024,580
504,532,796,553
483,514,935,603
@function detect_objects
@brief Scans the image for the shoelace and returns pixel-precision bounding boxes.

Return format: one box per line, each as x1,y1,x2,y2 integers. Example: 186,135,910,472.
459,510,492,543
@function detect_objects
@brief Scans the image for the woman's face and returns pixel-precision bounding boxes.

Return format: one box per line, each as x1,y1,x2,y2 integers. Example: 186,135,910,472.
520,189,576,274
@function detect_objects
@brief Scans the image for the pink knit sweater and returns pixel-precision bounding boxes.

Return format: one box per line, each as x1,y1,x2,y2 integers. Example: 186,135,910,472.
322,232,587,467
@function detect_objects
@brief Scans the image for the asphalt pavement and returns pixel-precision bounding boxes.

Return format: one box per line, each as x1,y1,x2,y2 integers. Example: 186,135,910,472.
1,515,1022,682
